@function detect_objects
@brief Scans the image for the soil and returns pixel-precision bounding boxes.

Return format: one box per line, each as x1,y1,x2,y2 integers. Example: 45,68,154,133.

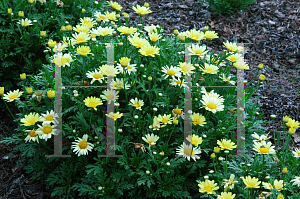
1,0,300,198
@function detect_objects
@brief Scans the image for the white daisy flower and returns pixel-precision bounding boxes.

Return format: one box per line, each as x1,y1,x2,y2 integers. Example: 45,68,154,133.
39,110,59,125
71,134,94,156
200,93,224,114
291,176,300,187
86,69,105,84
161,65,182,80
100,89,120,104
35,123,57,141
176,142,201,161
24,129,39,143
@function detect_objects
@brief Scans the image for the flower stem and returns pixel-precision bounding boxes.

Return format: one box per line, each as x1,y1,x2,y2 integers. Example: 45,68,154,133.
3,99,16,122
89,109,93,133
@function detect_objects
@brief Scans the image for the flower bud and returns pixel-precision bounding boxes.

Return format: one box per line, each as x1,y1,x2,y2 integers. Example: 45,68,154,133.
214,147,220,153
159,151,164,156
259,74,265,81
270,114,276,119
82,8,86,13
288,127,296,135
47,90,55,99
18,11,24,17
8,8,12,14
20,73,26,80
282,167,288,174
203,26,209,32
148,76,152,81
40,31,47,37
166,162,170,166
210,153,216,159
174,29,178,35
258,64,264,70
146,170,150,174
153,107,157,111
26,87,33,94
118,128,122,132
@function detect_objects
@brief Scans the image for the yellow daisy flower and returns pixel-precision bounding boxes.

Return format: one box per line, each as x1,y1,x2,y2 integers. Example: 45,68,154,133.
190,113,207,126
76,46,92,56
243,176,261,189
144,24,158,33
221,174,238,190
83,96,103,110
226,53,243,63
110,78,130,90
186,29,205,41
108,1,123,11
223,40,244,52
128,33,149,48
73,24,90,34
157,114,173,127
97,26,114,37
204,30,219,40
132,4,152,16
217,139,237,151
80,17,96,29
188,44,208,58
117,26,137,35
178,62,196,76
105,11,117,21
149,116,161,130
286,118,300,129
98,64,120,77
3,89,23,102
94,11,109,22
129,97,144,110
106,112,123,121
72,32,90,44
148,32,162,42
138,44,160,57
217,192,236,199
233,58,250,70
39,110,59,125
198,179,219,194
186,134,203,147
20,112,41,126
201,63,219,74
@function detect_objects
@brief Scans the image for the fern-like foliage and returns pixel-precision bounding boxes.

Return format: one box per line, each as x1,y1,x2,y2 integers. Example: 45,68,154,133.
199,0,257,16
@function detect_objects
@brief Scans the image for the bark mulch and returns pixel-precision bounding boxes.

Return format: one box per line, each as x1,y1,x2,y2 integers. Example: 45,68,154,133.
1,0,300,198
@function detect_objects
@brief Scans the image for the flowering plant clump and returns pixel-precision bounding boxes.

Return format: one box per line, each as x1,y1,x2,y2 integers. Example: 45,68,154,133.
1,1,300,198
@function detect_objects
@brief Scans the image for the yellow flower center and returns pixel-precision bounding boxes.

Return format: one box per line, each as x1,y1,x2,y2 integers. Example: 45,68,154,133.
248,183,255,187
223,144,230,149
194,119,200,125
231,57,237,62
9,94,18,100
167,70,175,76
45,115,54,121
127,66,132,70
43,127,52,134
29,130,36,137
79,141,88,149
134,103,141,107
162,118,169,123
146,50,152,55
204,186,212,192
184,148,192,156
28,119,37,125
260,147,269,153
174,108,181,115
93,74,102,79
195,51,202,55
205,69,212,73
207,103,216,109
176,80,181,84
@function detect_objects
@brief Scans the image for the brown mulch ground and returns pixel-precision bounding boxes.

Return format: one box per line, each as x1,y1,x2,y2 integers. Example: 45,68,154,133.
1,0,300,198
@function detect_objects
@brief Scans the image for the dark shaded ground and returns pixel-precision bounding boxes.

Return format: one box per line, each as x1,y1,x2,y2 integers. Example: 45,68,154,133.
1,0,300,198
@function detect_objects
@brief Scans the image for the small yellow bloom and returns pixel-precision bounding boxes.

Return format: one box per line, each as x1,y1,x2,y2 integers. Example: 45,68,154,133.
8,8,12,14
211,153,216,159
203,26,209,32
282,167,288,174
19,11,24,17
40,31,47,37
0,87,4,95
288,127,296,135
173,117,178,125
214,147,220,153
144,2,149,7
48,39,56,48
61,26,66,32
26,87,33,94
119,57,131,67
82,8,86,13
174,29,178,35
20,73,26,80
28,0,35,4
66,25,72,31
132,4,152,16
277,194,284,199
76,46,92,56
259,74,265,81
258,64,264,70
204,30,219,40
47,90,55,99
108,1,123,11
